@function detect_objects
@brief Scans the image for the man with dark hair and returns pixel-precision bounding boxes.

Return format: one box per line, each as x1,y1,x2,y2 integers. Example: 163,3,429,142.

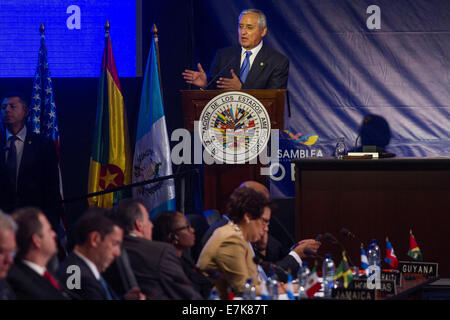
0,210,17,300
57,209,144,300
6,207,67,299
183,9,289,90
0,91,62,231
110,199,202,300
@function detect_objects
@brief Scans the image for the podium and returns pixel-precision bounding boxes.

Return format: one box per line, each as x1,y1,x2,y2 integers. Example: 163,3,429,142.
181,89,286,213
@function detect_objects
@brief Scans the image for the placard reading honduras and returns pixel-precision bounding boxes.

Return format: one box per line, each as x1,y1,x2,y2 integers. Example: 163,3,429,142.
0,0,137,77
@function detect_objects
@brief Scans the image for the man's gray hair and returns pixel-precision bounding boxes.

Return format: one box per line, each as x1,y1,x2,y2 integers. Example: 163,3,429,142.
0,210,17,233
239,9,267,30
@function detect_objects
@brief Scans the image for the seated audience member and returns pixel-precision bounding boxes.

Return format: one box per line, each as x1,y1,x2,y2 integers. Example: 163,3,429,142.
57,209,144,300
197,187,271,299
201,180,321,282
153,211,213,299
6,207,68,299
0,210,17,300
112,199,202,300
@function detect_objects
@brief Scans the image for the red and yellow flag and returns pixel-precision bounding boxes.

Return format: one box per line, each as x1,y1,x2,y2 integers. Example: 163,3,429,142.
87,23,131,208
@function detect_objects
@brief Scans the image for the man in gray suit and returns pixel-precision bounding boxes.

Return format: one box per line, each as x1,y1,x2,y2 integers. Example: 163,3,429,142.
112,199,202,300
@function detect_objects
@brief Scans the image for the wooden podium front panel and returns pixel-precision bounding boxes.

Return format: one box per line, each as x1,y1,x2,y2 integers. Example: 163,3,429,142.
294,158,450,277
181,89,285,131
181,89,285,215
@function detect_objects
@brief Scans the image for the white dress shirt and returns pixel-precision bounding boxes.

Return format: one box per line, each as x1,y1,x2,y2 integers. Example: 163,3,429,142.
22,259,46,276
240,40,264,71
74,250,101,280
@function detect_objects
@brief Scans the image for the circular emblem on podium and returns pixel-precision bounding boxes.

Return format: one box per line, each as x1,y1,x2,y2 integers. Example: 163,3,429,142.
198,91,271,164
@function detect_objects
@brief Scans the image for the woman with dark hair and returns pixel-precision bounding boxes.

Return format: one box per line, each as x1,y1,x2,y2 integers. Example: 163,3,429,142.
152,211,212,299
196,187,271,299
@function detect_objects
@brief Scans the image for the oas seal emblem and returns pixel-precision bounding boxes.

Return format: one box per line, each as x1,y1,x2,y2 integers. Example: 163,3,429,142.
198,91,271,164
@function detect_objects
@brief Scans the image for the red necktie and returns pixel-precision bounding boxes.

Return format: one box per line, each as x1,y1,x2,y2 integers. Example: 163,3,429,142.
44,270,61,290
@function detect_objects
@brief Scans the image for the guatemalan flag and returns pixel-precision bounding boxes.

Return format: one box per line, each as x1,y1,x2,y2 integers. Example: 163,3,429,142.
384,237,399,269
361,246,369,275
132,26,175,219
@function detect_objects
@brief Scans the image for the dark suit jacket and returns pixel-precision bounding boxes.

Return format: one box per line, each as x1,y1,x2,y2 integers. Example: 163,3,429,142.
180,250,213,299
122,235,202,300
0,278,16,300
57,252,115,300
207,42,289,89
6,260,68,300
0,128,62,230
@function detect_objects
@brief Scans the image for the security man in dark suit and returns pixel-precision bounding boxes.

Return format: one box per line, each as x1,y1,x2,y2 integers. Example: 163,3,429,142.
183,8,289,90
0,91,62,231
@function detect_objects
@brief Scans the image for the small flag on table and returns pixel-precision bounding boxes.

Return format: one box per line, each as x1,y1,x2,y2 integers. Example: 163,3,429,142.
361,244,369,275
384,237,399,269
305,262,322,298
333,251,353,288
285,273,296,300
408,230,423,261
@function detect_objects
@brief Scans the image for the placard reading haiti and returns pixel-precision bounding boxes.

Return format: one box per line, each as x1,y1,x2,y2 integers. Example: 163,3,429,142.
198,92,271,164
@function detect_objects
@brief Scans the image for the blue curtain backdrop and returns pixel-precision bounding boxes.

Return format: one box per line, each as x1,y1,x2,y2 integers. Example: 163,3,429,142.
192,0,450,197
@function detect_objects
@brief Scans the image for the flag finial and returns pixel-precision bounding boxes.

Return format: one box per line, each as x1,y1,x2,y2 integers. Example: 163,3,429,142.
360,243,364,249
386,236,389,242
152,24,158,37
105,20,110,35
39,23,45,35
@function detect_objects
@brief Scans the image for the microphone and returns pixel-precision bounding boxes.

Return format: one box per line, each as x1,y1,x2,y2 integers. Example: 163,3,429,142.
354,116,372,151
203,56,239,90
340,228,355,240
340,227,364,248
253,256,289,279
324,232,355,267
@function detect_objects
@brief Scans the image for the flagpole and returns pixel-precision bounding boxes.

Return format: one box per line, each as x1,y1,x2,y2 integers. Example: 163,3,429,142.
38,23,46,125
152,24,164,100
105,20,110,41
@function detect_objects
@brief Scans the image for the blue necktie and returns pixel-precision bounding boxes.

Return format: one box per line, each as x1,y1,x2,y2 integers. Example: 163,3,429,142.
99,276,113,300
6,136,17,190
240,51,252,84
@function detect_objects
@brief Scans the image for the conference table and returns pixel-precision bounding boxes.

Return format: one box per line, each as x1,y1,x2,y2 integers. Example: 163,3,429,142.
293,157,450,278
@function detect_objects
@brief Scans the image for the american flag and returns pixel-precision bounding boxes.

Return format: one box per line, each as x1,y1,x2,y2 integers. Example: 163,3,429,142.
28,26,67,252
29,31,60,146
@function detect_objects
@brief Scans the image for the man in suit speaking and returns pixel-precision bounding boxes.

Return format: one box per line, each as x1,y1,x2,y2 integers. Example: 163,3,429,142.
183,9,289,90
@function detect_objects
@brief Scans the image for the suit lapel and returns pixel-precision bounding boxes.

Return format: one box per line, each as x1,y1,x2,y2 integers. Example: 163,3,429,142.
244,43,268,86
232,48,241,78
17,131,35,185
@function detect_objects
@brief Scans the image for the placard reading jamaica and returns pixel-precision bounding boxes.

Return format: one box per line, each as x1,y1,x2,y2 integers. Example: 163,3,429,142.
198,91,271,164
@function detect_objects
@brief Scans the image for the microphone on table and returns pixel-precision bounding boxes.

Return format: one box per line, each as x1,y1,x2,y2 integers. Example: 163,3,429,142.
324,232,356,267
340,227,365,248
253,256,289,278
